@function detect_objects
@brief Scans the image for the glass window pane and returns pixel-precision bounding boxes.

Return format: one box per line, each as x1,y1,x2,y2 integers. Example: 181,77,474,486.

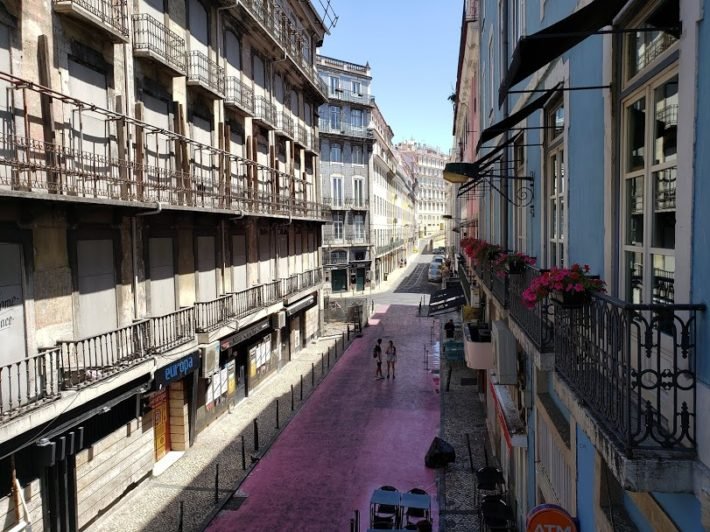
653,77,678,164
626,176,644,245
626,251,644,304
628,30,677,78
551,200,557,239
626,98,646,172
554,105,564,137
652,254,675,304
652,167,676,249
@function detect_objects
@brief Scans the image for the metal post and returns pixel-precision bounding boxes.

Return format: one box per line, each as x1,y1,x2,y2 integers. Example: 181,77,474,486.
276,399,280,429
321,353,324,374
327,348,330,369
355,509,360,531
446,365,453,392
178,501,184,532
291,384,294,411
466,433,475,474
347,324,350,340
300,374,303,400
214,463,219,504
241,435,246,470
312,363,315,386
253,418,259,451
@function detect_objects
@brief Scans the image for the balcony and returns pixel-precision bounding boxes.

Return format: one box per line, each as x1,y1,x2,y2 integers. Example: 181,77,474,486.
58,320,151,389
322,197,345,210
345,197,369,210
554,294,704,457
53,0,129,42
0,348,61,420
225,76,254,115
254,96,276,128
508,266,554,353
276,109,294,138
295,123,314,150
318,119,371,139
195,295,235,333
327,88,373,107
187,51,224,97
132,13,186,74
149,307,195,353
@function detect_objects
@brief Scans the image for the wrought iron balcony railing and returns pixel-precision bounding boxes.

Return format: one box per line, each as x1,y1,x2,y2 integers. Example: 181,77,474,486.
0,348,61,419
225,76,255,114
58,320,151,389
149,307,195,353
508,265,554,352
195,294,235,333
327,88,373,106
132,13,186,74
345,197,369,210
554,294,705,455
254,96,276,127
187,51,225,96
276,109,294,138
53,0,129,41
318,119,371,138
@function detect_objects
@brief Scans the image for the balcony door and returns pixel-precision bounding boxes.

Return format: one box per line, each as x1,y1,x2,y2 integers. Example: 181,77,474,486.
142,0,165,23
76,239,117,338
224,30,241,78
0,242,26,366
188,0,209,56
142,91,173,202
258,231,272,284
196,236,217,302
0,23,12,189
231,234,247,292
190,114,214,206
148,237,176,316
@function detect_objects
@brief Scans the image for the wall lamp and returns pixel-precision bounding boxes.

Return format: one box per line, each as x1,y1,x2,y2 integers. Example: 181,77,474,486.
443,162,478,184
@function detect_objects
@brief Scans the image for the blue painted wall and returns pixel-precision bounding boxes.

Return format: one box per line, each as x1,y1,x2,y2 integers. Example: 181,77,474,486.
692,1,710,384
576,427,596,531
622,493,654,532
652,493,703,531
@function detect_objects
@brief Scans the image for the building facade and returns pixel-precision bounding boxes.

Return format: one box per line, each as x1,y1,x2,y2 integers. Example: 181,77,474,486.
397,141,451,240
0,0,329,529
453,0,709,529
317,55,414,292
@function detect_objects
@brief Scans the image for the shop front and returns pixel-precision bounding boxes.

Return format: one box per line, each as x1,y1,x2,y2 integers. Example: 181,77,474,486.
285,293,317,358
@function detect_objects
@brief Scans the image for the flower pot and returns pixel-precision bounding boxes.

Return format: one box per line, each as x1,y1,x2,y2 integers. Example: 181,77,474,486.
551,290,591,309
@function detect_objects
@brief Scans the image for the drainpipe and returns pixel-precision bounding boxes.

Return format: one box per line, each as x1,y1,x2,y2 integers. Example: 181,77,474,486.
502,0,510,251
133,202,165,319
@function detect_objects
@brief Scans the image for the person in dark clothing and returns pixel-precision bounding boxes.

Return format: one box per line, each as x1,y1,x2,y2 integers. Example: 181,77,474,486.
373,338,384,379
444,319,455,338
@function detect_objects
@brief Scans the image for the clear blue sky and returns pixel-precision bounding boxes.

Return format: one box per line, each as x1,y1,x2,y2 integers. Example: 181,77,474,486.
318,0,462,153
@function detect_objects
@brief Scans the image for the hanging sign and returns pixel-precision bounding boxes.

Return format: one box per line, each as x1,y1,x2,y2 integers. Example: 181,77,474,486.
526,504,577,532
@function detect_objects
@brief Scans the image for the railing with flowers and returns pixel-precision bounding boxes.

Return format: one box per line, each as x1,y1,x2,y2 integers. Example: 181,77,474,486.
554,293,704,455
509,266,554,352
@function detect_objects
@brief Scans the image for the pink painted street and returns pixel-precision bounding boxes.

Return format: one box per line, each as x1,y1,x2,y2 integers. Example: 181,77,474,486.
208,303,441,531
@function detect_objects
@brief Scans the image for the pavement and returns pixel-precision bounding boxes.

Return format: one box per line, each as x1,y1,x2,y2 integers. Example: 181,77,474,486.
91,247,489,532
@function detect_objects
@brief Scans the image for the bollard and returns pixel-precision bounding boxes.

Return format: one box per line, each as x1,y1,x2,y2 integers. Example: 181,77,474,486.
321,353,324,374
253,418,259,451
291,384,294,411
276,399,280,429
350,518,355,532
355,509,360,531
446,365,453,392
347,324,350,340
300,374,304,400
466,433,474,474
312,363,315,386
214,463,219,504
178,500,184,532
241,435,246,470
327,349,330,369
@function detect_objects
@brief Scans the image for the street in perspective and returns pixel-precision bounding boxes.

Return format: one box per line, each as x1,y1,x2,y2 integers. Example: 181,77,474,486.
0,0,707,531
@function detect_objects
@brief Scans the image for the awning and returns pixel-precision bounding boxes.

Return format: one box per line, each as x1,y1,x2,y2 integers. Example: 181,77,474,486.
429,283,466,315
477,83,561,150
285,294,316,316
489,380,527,449
499,0,626,105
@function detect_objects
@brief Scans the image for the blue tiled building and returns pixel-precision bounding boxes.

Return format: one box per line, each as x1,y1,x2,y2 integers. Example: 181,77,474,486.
450,0,709,529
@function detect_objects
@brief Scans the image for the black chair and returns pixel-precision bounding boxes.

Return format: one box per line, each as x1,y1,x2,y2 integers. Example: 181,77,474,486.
474,466,505,508
374,485,399,528
404,488,429,525
479,495,514,531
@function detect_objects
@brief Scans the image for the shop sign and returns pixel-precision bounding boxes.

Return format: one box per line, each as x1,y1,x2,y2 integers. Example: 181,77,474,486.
220,318,270,351
526,504,577,532
156,351,199,389
285,294,316,316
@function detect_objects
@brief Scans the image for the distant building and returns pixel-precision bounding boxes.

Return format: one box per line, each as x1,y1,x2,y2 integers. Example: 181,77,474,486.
316,55,414,292
397,141,451,239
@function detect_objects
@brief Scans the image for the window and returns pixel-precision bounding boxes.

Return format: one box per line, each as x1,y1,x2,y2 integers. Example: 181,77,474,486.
353,214,365,240
352,81,361,95
352,145,364,165
622,74,677,304
331,175,344,206
513,135,527,253
545,99,565,267
330,76,340,93
333,213,344,240
353,177,364,206
330,143,342,163
329,106,340,129
351,109,363,128
512,0,526,45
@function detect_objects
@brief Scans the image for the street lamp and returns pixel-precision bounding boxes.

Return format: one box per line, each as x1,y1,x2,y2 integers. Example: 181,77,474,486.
443,162,479,184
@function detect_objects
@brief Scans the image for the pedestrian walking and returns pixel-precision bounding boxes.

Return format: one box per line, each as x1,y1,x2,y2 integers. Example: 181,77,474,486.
374,338,384,380
385,340,397,379
444,319,455,339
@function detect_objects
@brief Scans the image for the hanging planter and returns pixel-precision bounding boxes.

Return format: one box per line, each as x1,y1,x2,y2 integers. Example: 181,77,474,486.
492,251,536,276
550,289,592,309
521,264,605,310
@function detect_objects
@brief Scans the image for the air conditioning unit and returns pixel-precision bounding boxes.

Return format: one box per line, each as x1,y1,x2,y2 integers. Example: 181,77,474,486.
201,341,220,378
491,320,517,385
271,310,286,329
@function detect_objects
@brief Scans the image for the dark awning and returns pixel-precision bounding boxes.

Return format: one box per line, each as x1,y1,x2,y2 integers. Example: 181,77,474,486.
429,283,466,316
478,83,561,150
499,0,626,105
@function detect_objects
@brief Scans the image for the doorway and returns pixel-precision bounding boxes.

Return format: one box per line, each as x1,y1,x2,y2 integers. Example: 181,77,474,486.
331,269,347,291
152,390,170,461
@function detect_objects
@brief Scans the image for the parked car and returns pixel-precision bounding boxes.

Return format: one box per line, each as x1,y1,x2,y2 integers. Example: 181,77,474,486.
432,247,445,255
431,255,445,265
428,263,443,282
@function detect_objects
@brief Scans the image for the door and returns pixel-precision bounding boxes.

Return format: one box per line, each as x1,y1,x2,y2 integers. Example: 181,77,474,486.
232,234,247,292
278,234,288,279
331,269,347,292
153,390,170,461
191,115,214,207
258,231,271,284
148,237,176,316
196,236,217,302
188,0,208,56
356,268,365,291
142,92,173,202
77,239,117,338
0,23,13,189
